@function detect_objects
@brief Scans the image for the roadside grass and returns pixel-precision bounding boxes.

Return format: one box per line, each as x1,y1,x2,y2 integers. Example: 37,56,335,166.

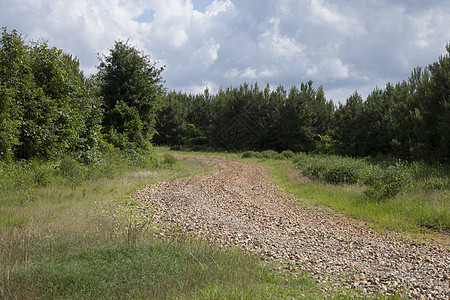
1,230,321,299
0,150,331,299
262,159,449,242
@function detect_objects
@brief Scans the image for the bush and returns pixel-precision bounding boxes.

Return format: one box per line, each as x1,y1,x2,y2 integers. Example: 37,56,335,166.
121,149,160,169
241,151,259,158
280,150,295,159
297,155,360,185
363,163,411,201
59,156,81,179
261,150,280,159
162,154,177,167
294,154,423,201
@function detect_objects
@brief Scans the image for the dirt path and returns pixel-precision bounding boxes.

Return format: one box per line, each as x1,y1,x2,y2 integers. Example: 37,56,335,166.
133,155,449,299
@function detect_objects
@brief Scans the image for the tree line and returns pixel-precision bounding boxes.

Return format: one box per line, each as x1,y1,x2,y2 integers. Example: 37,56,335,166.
155,45,450,163
1,27,449,164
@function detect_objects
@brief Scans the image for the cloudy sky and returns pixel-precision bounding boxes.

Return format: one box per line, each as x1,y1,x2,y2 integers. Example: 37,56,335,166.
1,0,449,103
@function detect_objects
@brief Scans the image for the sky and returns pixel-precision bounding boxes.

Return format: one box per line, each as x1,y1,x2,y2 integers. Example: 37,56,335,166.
1,0,449,103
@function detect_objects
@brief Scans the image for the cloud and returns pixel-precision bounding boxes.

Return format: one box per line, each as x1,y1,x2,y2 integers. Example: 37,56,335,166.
307,0,366,37
191,38,220,68
1,0,449,103
258,18,304,59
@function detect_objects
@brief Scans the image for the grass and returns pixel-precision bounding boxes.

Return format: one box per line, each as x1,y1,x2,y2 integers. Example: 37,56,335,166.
0,149,333,299
262,159,449,242
1,231,320,299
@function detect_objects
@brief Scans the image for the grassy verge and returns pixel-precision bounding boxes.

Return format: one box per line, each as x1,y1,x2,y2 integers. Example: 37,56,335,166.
1,231,321,299
0,149,329,299
262,158,449,243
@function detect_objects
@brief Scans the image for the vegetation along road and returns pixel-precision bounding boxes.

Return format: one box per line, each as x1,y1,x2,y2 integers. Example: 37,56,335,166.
133,155,449,299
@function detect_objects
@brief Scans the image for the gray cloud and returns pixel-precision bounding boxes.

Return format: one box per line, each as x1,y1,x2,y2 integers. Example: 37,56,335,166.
1,0,449,102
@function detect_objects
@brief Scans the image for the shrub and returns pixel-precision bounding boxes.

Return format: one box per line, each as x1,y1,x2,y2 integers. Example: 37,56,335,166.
59,156,81,179
241,151,262,159
121,149,160,169
294,154,424,201
297,155,360,184
261,150,280,159
363,163,411,201
281,150,295,159
162,154,177,167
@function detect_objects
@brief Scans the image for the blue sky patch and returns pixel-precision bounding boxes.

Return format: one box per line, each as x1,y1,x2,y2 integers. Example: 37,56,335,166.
135,9,154,23
192,0,214,12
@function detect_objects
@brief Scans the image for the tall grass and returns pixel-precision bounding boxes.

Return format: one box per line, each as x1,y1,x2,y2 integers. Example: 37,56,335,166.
0,149,327,299
237,150,449,236
1,229,319,299
262,155,449,236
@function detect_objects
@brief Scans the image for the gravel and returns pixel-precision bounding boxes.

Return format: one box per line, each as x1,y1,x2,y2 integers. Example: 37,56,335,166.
133,155,449,299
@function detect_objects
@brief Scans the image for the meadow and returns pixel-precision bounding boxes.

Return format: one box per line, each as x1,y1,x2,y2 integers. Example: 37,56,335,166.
241,150,449,240
0,149,328,299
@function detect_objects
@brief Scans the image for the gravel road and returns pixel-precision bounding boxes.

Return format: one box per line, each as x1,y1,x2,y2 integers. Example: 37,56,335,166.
133,155,449,299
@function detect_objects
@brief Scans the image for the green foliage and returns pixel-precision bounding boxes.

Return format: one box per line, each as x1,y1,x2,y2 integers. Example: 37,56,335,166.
266,158,449,235
296,154,361,185
280,150,295,159
261,150,280,159
241,151,263,159
362,163,411,201
98,40,164,150
0,149,172,205
162,153,177,166
328,45,449,163
0,85,21,161
121,149,160,169
155,82,334,153
0,27,102,161
316,133,338,155
294,153,449,202
154,44,447,163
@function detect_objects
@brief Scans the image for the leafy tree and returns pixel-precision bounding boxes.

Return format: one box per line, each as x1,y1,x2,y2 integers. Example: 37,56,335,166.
422,44,450,162
154,91,189,146
98,40,165,149
277,84,312,151
0,28,27,160
359,87,393,156
332,91,365,156
0,28,102,161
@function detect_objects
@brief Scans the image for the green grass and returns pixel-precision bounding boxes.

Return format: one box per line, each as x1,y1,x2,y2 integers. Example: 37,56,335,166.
0,149,332,300
1,232,320,299
262,159,449,239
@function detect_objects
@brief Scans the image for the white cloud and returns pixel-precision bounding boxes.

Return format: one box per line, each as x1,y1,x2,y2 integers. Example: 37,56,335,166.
258,18,304,59
205,0,234,16
308,58,349,80
307,0,366,38
191,38,220,68
1,0,449,103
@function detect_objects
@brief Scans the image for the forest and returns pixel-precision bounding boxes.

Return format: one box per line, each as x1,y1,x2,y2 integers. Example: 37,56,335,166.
1,27,449,164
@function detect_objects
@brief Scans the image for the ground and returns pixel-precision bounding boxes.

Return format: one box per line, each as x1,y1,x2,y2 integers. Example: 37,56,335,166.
133,155,449,299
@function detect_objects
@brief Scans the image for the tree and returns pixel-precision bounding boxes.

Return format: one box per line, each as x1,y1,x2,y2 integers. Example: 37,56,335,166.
98,40,165,149
0,28,102,161
423,44,450,162
332,91,365,156
0,28,27,161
